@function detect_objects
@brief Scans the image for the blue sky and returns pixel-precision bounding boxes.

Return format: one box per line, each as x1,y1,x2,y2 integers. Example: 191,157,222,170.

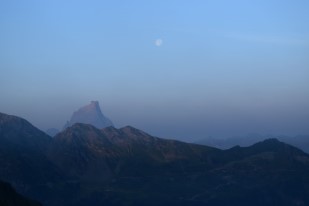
0,0,308,140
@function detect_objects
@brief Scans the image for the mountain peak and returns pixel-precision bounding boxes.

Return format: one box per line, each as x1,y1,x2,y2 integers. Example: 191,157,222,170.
252,138,287,149
239,138,307,157
120,126,152,138
63,101,114,130
0,112,51,151
88,101,100,110
90,100,99,106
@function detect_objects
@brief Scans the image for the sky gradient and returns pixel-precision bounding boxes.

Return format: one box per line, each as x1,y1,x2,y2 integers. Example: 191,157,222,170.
1,0,308,141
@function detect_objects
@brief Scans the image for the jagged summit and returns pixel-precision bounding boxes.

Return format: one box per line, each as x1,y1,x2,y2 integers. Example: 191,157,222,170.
63,101,113,130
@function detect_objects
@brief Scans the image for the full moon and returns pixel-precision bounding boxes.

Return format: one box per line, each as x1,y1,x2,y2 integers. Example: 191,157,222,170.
155,39,163,46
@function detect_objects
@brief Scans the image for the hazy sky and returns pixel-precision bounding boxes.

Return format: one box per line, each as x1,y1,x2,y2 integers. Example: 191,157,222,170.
1,0,308,141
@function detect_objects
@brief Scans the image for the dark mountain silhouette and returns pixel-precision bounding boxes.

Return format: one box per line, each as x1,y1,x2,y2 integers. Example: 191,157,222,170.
198,134,309,153
48,123,115,179
279,135,309,153
63,101,113,130
0,113,64,205
0,112,51,152
50,124,218,180
0,180,42,206
1,112,309,206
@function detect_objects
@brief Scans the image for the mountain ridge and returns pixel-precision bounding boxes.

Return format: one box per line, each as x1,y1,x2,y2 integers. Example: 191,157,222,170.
0,112,51,152
1,112,309,206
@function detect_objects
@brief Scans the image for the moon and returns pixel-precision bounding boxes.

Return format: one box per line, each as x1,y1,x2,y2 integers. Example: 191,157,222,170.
155,38,163,47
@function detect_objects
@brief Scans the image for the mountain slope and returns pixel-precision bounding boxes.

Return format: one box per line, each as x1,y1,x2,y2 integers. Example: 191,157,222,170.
0,113,64,205
49,123,115,179
103,125,218,162
197,134,309,153
196,139,309,206
0,180,42,206
1,112,309,206
50,124,218,179
0,112,51,152
49,124,309,206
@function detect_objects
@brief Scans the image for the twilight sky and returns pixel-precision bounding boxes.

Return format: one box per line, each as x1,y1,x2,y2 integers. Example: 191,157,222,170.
0,0,308,141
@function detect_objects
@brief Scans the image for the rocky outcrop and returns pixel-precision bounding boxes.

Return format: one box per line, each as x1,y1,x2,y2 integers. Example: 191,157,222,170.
63,101,113,130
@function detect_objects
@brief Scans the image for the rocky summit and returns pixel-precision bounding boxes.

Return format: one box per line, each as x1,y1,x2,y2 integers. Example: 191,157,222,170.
63,101,113,130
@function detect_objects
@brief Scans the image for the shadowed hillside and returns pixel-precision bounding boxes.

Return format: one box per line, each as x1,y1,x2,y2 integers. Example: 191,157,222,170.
1,112,309,206
0,180,42,206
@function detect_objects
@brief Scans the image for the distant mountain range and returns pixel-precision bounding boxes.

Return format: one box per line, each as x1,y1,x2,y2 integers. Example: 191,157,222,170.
1,112,309,206
197,134,309,153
